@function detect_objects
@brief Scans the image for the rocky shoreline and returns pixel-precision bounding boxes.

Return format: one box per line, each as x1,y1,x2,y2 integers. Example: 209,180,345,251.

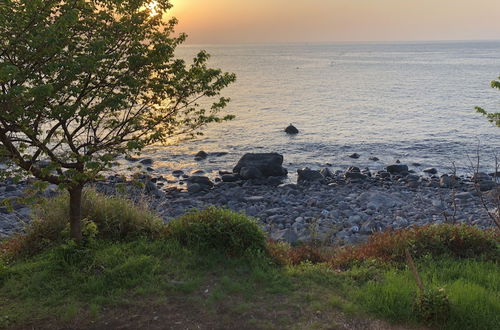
1,153,498,243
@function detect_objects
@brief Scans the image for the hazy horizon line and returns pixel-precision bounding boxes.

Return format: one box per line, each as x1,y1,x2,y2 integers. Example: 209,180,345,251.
181,38,500,47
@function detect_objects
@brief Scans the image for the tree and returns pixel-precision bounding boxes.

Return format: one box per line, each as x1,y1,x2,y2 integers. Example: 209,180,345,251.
0,0,236,240
475,76,500,127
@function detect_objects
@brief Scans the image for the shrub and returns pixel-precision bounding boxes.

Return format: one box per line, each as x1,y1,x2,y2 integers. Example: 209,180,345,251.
415,287,450,325
1,189,164,259
267,241,328,266
332,224,499,268
166,207,267,257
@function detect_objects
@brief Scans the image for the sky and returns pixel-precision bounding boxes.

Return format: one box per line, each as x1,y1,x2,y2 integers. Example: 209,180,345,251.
167,0,500,44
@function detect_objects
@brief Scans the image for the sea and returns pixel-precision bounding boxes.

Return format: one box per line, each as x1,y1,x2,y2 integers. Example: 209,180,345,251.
120,41,500,181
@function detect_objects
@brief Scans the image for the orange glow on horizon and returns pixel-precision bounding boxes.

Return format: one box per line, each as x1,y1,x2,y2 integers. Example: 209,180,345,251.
166,0,500,44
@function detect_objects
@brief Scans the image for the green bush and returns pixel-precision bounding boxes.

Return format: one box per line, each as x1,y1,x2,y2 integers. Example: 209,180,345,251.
2,189,164,258
415,287,450,324
166,207,267,257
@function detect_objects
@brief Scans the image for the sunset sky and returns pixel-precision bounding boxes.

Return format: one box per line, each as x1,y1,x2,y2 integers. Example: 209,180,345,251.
167,0,500,44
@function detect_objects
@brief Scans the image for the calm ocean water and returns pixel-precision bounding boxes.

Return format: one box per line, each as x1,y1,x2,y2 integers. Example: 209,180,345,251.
126,41,500,180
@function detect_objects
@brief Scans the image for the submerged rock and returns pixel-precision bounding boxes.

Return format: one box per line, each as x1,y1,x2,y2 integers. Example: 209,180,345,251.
194,150,208,160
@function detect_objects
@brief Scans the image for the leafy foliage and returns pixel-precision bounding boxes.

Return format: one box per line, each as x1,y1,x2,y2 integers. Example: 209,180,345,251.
166,207,267,257
0,0,235,238
476,76,500,126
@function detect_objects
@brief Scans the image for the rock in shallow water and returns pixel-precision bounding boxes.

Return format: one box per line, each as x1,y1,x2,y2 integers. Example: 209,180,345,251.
233,153,287,177
284,124,299,134
194,150,208,160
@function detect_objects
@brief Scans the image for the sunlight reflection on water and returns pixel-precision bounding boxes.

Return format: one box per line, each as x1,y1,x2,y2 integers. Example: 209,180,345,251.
113,41,500,182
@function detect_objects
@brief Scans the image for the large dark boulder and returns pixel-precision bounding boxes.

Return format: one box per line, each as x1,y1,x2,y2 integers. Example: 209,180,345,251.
233,153,288,177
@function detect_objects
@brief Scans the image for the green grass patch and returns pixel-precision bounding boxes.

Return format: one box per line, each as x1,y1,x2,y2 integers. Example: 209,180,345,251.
1,190,498,329
353,257,500,329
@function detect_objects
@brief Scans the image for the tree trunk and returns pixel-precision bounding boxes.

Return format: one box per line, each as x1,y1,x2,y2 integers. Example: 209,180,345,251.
69,185,83,241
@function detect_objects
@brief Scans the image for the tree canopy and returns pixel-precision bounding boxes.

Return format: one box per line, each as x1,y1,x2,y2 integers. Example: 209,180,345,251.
476,76,500,127
0,0,236,239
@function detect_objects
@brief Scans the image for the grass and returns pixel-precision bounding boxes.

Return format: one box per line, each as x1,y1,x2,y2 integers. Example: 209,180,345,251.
0,190,498,329
355,257,500,330
1,189,164,259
